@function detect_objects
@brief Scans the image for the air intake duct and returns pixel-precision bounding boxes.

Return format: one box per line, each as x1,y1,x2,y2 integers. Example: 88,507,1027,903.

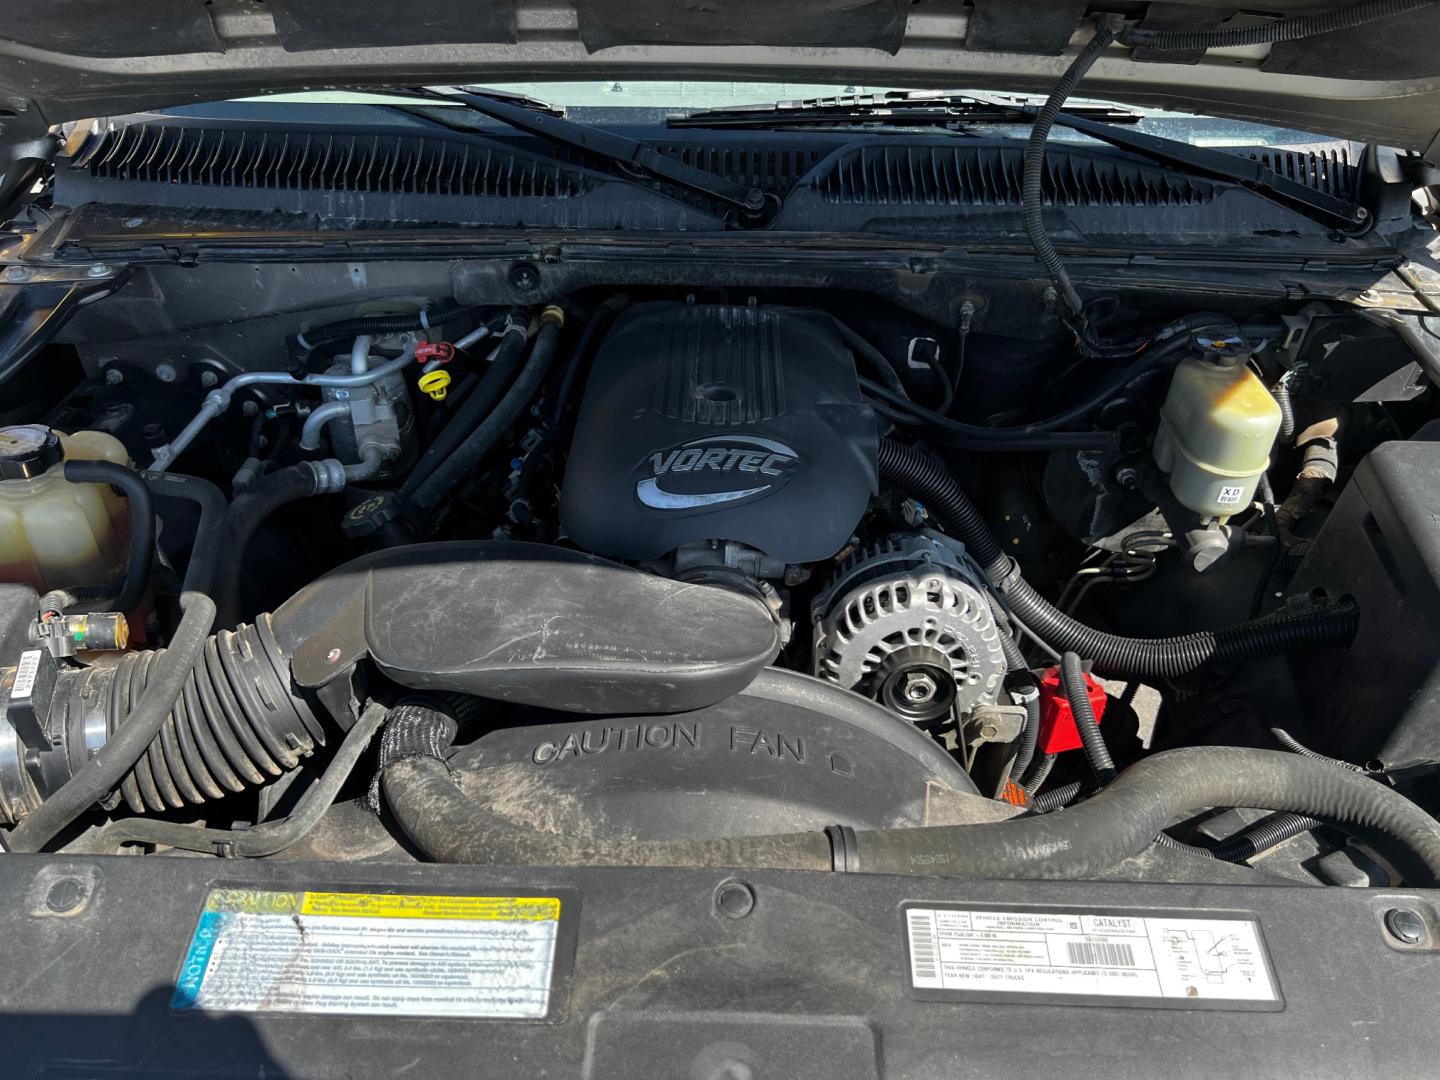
0,616,320,823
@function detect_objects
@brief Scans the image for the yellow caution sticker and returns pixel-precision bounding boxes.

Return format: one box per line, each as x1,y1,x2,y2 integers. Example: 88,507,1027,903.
180,889,564,1017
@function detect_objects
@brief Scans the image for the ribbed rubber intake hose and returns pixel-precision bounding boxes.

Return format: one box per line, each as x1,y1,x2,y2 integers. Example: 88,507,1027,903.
1119,0,1434,50
59,615,322,815
4,591,216,852
380,708,1440,884
876,439,1359,677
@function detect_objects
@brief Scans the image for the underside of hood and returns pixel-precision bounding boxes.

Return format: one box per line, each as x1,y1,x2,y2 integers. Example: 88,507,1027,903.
2,0,1438,159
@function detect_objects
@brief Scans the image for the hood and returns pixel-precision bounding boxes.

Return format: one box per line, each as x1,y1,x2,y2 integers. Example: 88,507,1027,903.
2,1,1438,159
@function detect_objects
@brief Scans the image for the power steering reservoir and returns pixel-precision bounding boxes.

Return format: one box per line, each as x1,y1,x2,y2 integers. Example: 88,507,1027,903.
1153,344,1282,520
0,425,132,593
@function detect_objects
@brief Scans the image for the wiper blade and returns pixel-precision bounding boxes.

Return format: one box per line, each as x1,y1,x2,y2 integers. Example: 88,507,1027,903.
672,90,1367,229
669,90,1143,129
1051,111,1368,230
391,86,767,216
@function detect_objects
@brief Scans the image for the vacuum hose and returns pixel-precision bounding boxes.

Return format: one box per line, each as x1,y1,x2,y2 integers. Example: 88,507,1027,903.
381,706,1440,885
876,439,1358,678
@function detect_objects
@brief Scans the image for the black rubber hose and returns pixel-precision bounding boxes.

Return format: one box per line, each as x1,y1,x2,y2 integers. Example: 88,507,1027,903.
1008,678,1041,782
142,472,226,594
90,701,384,857
62,460,155,615
999,569,1357,679
3,591,217,853
1212,812,1324,862
381,712,1440,885
1062,652,1114,783
877,439,1360,678
398,317,531,502
1029,779,1088,814
548,296,629,425
878,440,1005,565
1274,379,1296,444
856,328,1217,447
403,307,567,520
1023,23,1116,317
1022,751,1058,795
213,464,321,629
846,746,1440,883
297,302,494,352
1271,727,1369,773
1119,0,1434,51
380,701,832,870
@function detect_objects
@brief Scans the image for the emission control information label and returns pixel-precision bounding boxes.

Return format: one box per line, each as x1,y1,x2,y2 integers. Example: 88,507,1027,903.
906,906,1279,1008
174,890,562,1017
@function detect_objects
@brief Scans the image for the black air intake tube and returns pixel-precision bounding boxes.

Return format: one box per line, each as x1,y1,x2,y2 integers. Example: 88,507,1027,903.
876,440,1358,678
53,615,320,815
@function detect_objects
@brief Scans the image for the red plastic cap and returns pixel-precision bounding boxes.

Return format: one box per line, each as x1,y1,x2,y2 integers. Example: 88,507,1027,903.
1036,665,1108,754
415,342,456,364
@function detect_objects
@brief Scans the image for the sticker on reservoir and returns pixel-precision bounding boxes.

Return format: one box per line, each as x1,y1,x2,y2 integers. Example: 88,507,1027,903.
174,890,566,1018
905,906,1280,1010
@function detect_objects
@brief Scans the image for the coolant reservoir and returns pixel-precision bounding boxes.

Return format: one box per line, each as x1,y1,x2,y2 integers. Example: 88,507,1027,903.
0,426,132,593
1153,354,1282,519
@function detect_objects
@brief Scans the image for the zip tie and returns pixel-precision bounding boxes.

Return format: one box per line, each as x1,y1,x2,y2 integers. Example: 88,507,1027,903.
418,309,432,331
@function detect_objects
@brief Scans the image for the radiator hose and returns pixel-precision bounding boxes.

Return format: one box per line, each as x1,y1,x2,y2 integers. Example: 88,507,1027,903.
876,439,1358,678
381,706,1440,885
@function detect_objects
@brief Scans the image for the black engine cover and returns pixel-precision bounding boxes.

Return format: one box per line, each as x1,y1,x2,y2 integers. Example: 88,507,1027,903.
561,303,877,563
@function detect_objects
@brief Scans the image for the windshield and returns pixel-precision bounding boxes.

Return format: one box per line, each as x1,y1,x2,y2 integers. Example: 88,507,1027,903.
238,81,1336,149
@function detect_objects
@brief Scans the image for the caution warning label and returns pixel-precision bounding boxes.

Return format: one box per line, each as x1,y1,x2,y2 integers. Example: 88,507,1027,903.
174,889,564,1018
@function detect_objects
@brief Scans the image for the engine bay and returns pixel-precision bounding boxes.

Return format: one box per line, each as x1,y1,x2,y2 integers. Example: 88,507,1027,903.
1,249,1438,895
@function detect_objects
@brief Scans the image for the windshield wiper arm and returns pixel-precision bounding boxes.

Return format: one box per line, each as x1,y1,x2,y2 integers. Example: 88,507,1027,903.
669,90,1144,129
1051,111,1368,230
393,86,767,215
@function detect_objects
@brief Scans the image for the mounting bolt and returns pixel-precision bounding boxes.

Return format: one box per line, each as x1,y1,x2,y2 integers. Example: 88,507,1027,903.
241,400,260,417
154,362,178,383
714,879,756,920
508,262,541,291
1352,206,1369,223
199,370,219,389
103,367,124,385
1114,465,1140,489
1384,908,1427,945
325,648,343,665
4,265,30,282
87,263,112,278
901,671,939,705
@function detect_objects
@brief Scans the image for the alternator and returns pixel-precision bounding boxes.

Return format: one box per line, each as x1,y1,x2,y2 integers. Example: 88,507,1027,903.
812,536,1006,723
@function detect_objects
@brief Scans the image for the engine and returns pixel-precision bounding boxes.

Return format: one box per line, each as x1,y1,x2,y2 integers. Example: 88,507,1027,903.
560,302,878,571
0,272,1430,894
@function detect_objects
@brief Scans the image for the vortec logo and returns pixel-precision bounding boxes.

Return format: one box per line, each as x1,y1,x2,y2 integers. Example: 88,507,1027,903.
636,435,799,510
